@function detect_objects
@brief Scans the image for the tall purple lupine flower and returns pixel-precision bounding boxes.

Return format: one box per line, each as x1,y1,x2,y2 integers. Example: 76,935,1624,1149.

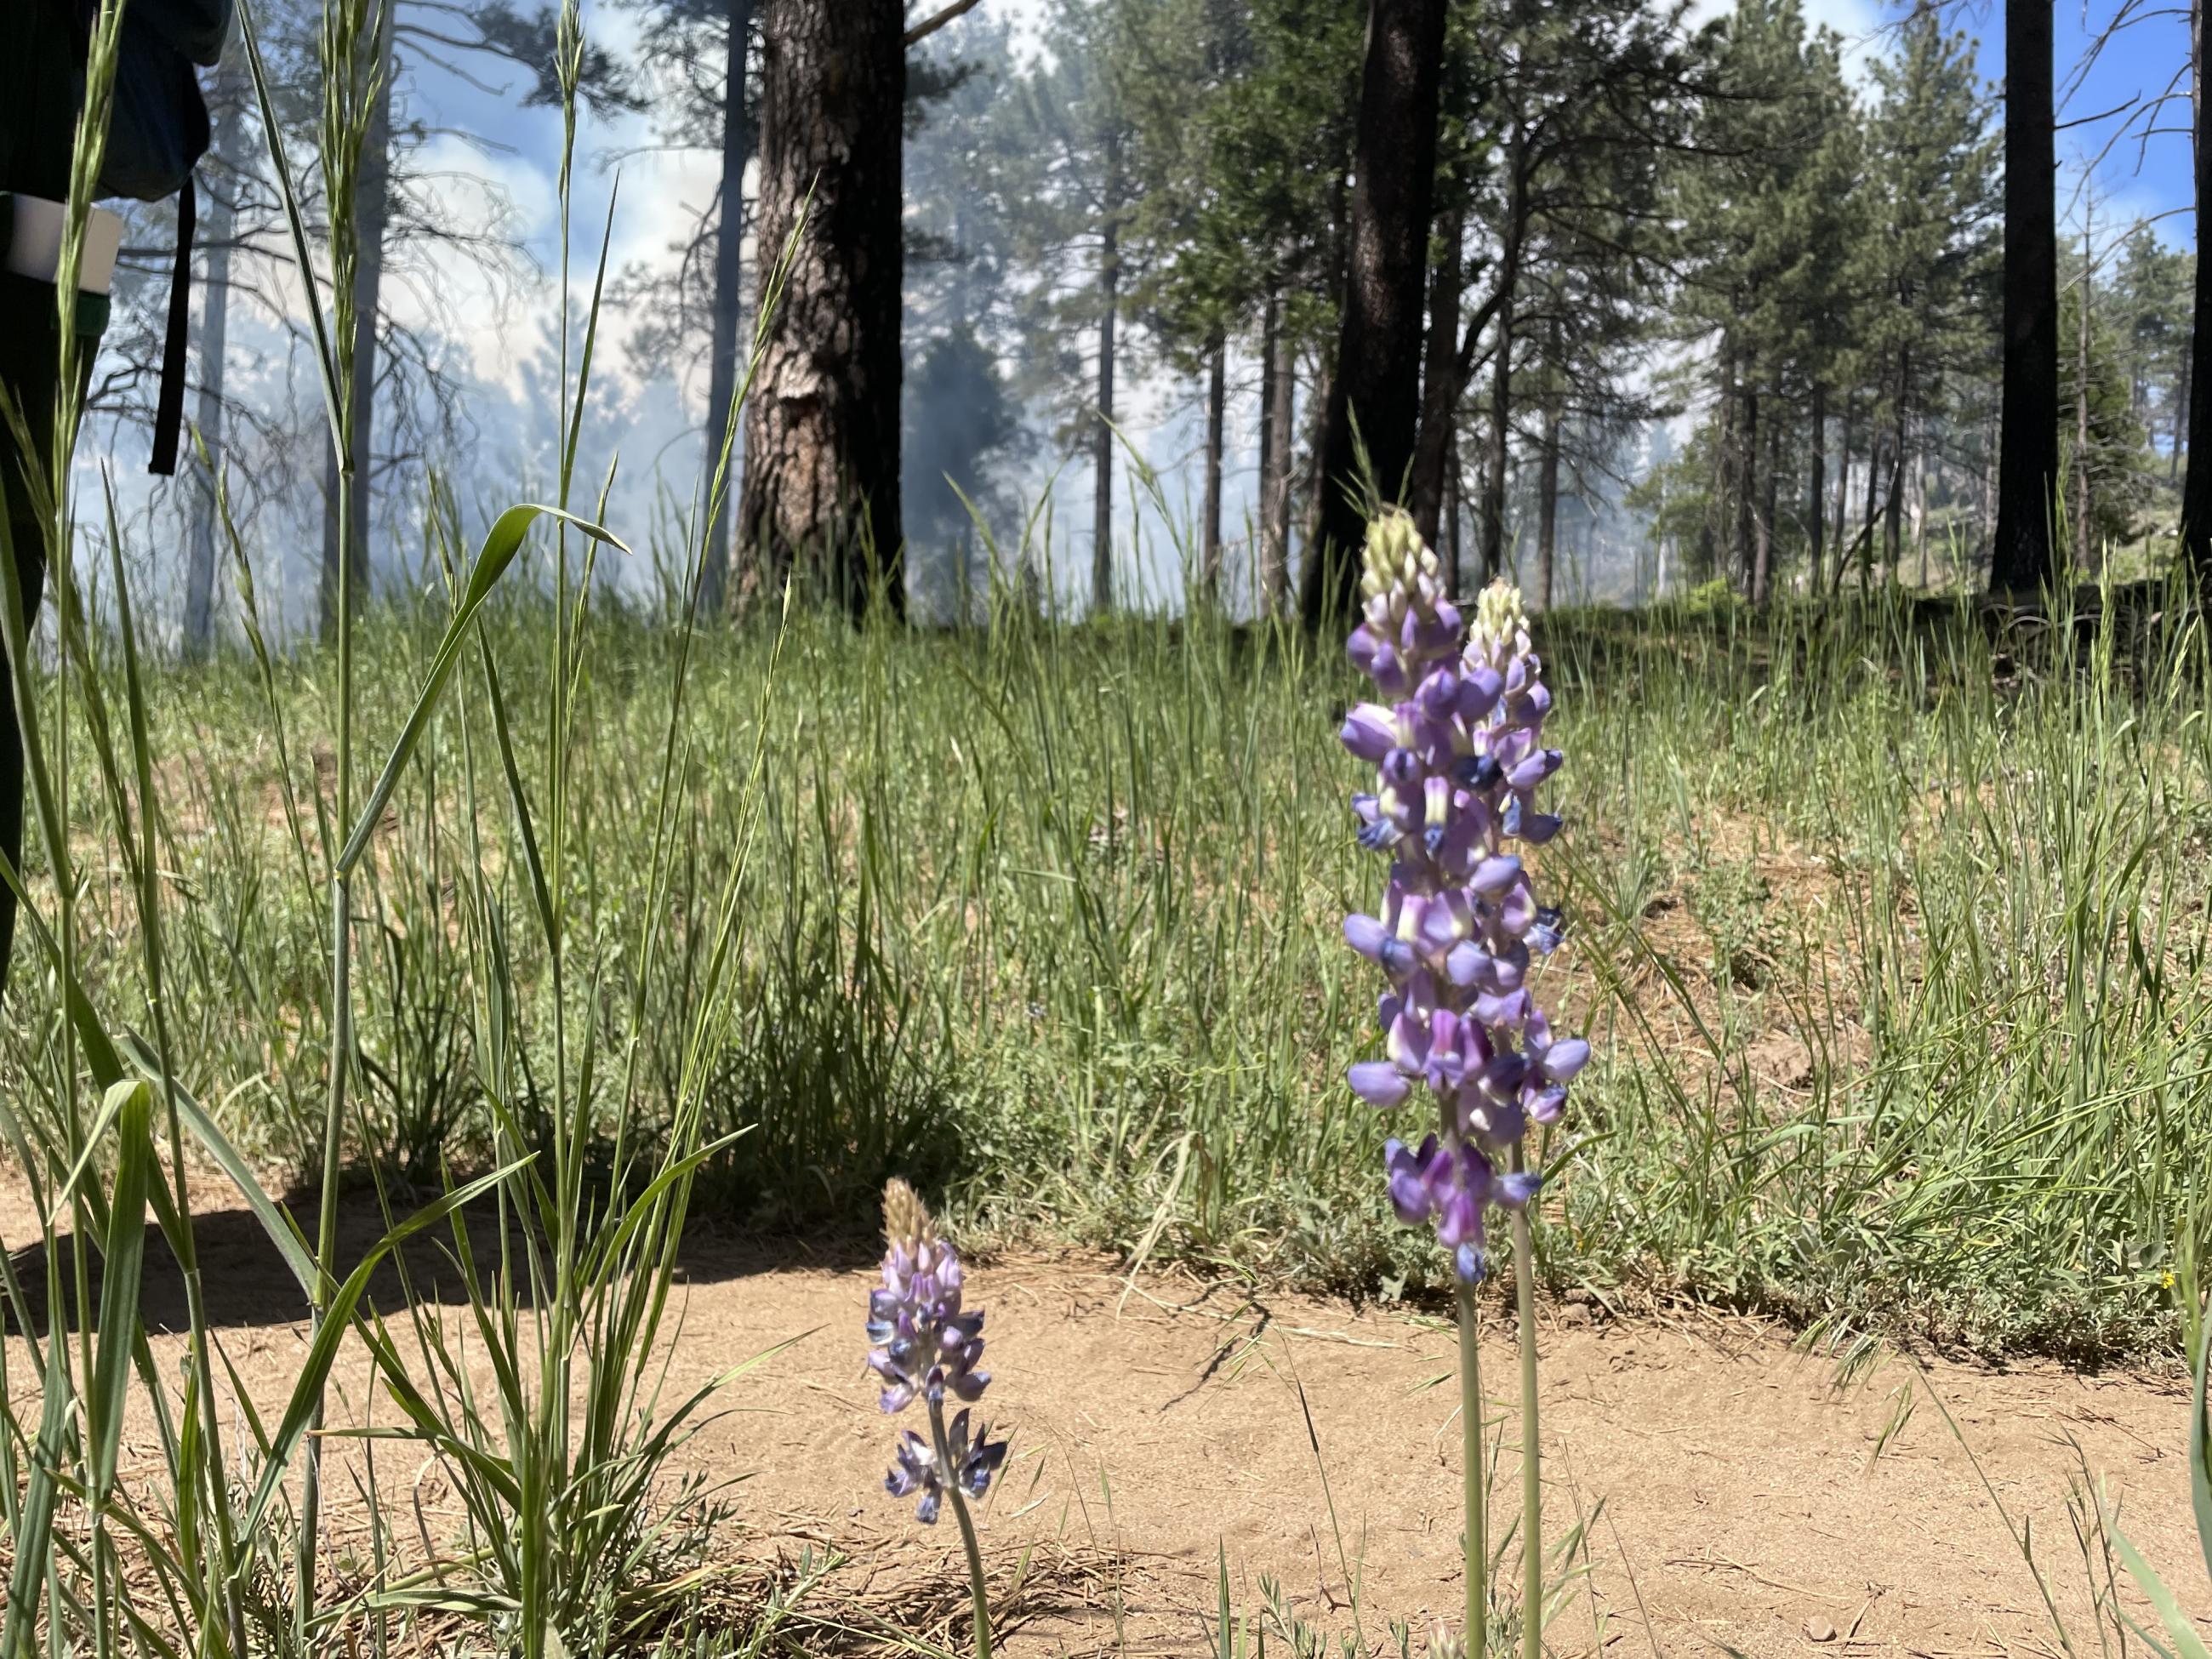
1341,512,1587,1282
868,1180,1008,1525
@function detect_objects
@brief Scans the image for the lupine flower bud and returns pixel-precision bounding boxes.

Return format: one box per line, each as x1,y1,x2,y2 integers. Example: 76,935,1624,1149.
1338,511,1587,1281
869,1180,1009,1523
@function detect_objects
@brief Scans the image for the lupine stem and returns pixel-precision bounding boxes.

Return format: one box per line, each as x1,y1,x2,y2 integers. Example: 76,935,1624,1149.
1458,1280,1487,1659
928,1395,994,1659
1512,1143,1541,1659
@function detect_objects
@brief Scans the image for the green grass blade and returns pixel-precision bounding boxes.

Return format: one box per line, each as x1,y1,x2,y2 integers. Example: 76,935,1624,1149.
337,502,628,876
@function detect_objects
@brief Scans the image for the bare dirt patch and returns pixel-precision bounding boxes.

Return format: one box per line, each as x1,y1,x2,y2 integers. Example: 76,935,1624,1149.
6,1185,2206,1655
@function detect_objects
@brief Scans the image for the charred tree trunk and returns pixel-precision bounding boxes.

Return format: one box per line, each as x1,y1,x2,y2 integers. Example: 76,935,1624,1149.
1301,0,1449,624
698,0,754,613
1411,195,1466,547
741,0,905,621
1091,199,1120,614
185,50,245,660
1993,0,2059,595
1806,381,1827,598
1201,329,1225,597
1444,456,1462,592
2182,0,2212,586
318,5,393,644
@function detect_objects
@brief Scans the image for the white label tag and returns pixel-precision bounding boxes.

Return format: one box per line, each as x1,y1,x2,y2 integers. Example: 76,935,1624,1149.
6,198,124,295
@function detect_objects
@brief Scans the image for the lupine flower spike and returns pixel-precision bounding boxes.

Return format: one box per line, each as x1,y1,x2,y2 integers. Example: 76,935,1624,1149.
1341,510,1585,1659
869,1180,1004,1659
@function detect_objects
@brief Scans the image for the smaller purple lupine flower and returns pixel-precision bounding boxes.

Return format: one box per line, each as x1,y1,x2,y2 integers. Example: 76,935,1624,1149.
870,1180,1009,1525
885,1411,1008,1525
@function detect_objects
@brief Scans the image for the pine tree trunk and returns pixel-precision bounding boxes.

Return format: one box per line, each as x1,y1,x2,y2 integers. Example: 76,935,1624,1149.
1411,195,1466,547
1479,285,1514,579
1303,0,1449,622
184,51,245,661
1536,380,1559,609
1993,0,2060,595
1091,202,1120,615
2181,0,2212,585
319,7,394,645
1806,381,1827,598
698,0,753,614
741,0,905,621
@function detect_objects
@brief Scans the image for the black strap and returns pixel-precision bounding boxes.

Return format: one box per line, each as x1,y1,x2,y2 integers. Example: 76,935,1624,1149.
150,172,192,476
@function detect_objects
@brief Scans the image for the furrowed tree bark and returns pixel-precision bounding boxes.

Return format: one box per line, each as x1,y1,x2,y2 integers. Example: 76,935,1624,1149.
1411,196,1466,547
185,49,245,660
1301,0,1450,624
2181,0,2212,588
1993,0,2059,596
1091,191,1120,615
1202,330,1225,598
741,0,905,621
319,7,394,644
698,0,753,614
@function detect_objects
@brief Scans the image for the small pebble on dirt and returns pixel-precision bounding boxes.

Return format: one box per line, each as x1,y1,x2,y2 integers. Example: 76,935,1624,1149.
1803,1616,1837,1644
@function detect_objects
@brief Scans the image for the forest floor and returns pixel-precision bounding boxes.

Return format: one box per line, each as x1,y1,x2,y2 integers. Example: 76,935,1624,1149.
7,1184,2207,1657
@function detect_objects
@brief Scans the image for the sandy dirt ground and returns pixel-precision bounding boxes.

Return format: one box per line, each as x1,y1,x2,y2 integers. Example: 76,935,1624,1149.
6,1188,2209,1656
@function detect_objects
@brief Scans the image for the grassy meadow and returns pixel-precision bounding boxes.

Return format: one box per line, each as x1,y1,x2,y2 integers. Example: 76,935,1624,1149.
14,570,2208,1361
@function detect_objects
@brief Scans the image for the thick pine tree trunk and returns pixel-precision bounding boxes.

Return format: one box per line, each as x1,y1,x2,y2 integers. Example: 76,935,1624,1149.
319,8,393,644
1411,196,1465,547
1201,330,1225,596
1806,381,1827,597
698,0,753,613
2181,0,2212,587
1993,0,2060,595
184,51,245,660
1091,204,1120,615
1302,0,1449,623
741,0,905,621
